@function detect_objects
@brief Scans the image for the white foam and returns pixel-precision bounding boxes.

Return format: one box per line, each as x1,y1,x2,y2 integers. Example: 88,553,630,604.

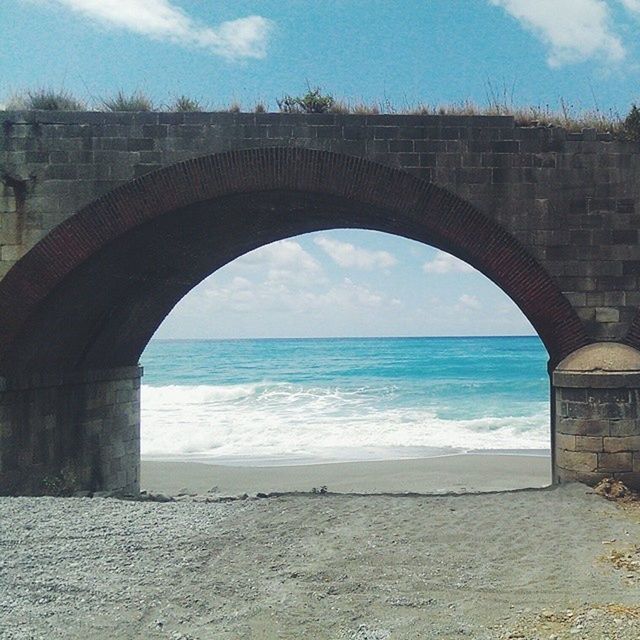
141,383,550,462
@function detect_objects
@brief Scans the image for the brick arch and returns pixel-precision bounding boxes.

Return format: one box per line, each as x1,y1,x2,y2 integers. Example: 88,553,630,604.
0,147,588,374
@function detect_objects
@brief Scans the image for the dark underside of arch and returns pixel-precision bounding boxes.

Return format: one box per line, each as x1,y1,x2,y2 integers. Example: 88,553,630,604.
0,148,588,375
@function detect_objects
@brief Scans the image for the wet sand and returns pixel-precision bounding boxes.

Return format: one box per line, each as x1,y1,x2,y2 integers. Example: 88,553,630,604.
140,453,552,496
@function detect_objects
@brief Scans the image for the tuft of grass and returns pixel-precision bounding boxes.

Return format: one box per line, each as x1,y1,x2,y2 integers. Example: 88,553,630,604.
6,88,85,111
2,85,639,140
102,90,154,112
351,101,381,115
170,95,202,112
329,99,350,114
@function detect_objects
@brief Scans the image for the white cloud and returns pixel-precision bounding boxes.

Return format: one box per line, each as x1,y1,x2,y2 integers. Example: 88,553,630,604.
489,0,625,67
422,251,473,274
204,273,385,317
242,239,325,287
200,238,392,318
457,294,482,311
306,278,384,311
314,237,397,270
44,0,274,60
620,0,640,13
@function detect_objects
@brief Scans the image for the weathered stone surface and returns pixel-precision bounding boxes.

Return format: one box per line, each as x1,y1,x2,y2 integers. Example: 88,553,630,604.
554,349,640,485
556,449,598,473
555,433,576,451
609,419,640,436
574,436,603,452
603,436,640,453
556,418,610,436
597,452,633,473
554,467,608,486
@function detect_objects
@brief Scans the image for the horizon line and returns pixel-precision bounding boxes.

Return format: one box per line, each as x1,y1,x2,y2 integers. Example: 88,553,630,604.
150,334,539,342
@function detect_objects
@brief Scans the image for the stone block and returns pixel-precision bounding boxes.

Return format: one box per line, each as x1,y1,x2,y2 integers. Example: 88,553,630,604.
557,417,609,436
562,401,595,419
595,307,620,322
598,403,625,419
555,467,608,486
561,388,587,402
556,449,598,472
555,433,575,450
603,436,640,453
574,435,603,452
597,451,633,472
0,245,20,261
592,388,631,404
116,388,132,404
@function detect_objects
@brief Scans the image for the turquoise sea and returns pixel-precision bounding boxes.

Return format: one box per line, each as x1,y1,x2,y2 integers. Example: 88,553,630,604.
140,336,550,465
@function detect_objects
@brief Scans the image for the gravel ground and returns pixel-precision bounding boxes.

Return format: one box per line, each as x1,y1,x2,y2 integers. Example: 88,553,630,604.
2,484,640,639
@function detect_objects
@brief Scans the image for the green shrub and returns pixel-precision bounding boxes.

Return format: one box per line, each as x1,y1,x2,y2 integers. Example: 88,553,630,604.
297,86,334,113
277,86,334,113
227,101,241,113
102,90,154,112
254,101,267,113
171,95,202,112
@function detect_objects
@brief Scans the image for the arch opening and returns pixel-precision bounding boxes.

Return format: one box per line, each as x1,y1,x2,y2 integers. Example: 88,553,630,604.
139,230,552,484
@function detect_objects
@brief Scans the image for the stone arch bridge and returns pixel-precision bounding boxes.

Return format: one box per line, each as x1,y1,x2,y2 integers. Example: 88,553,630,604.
1,110,640,494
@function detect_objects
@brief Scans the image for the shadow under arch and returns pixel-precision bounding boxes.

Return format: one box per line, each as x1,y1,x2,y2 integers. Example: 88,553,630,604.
0,147,588,375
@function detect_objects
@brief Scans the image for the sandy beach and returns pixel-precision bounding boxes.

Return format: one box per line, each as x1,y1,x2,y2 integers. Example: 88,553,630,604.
4,454,640,639
140,453,552,495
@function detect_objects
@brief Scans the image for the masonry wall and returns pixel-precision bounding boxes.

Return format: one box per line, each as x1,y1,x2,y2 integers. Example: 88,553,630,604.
553,370,640,488
0,366,140,495
1,111,640,342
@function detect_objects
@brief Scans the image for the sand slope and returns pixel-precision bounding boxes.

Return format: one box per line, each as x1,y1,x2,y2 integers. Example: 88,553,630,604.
3,484,640,639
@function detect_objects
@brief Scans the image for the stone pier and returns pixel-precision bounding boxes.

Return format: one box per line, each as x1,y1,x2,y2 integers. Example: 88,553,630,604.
553,343,640,489
0,367,141,495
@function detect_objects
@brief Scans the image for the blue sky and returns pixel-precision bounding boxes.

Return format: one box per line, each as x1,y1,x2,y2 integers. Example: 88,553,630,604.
4,0,640,338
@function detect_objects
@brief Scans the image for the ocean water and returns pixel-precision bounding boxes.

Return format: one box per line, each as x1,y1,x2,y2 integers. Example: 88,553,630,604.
140,336,551,465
